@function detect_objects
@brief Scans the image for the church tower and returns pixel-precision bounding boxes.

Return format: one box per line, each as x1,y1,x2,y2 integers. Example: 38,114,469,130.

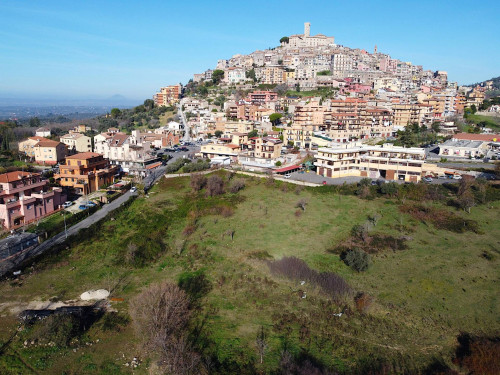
304,22,310,37
374,45,378,54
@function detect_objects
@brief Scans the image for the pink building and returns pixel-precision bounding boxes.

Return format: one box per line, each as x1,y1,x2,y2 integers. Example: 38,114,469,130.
247,91,278,104
0,171,66,230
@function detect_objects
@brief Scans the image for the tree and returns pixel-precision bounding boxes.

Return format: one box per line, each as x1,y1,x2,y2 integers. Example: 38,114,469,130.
457,179,475,213
342,249,371,272
431,121,441,133
212,69,224,85
255,326,268,364
275,161,282,167
206,175,224,196
129,282,202,374
143,99,155,110
317,70,332,76
247,129,258,138
28,117,41,127
269,113,283,125
246,68,256,82
110,108,121,119
279,36,289,44
214,130,223,138
470,104,477,114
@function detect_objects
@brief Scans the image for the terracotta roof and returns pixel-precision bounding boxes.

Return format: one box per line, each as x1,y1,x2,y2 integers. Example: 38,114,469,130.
35,140,63,147
274,165,301,173
61,133,84,139
226,144,241,149
110,133,129,147
66,152,102,160
28,136,50,142
453,133,500,141
0,171,40,183
146,162,162,170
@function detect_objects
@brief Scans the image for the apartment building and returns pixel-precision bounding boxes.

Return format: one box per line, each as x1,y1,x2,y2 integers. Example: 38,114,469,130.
0,171,66,230
55,152,119,194
60,133,92,154
315,143,426,182
94,130,160,176
200,142,241,162
283,124,315,148
153,84,182,107
33,139,67,165
247,91,278,104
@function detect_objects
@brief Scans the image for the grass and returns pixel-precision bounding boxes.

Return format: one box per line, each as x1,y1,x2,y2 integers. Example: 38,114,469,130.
467,113,500,131
0,172,498,374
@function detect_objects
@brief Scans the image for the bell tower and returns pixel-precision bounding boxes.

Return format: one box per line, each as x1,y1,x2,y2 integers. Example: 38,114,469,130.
304,22,310,37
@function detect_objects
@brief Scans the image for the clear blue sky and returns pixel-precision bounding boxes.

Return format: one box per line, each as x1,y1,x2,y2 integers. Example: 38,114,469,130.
1,0,498,102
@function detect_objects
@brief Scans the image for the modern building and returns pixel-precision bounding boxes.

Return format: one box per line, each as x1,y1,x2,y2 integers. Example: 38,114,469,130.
0,171,66,230
33,139,67,165
55,152,119,194
315,142,426,182
153,84,182,107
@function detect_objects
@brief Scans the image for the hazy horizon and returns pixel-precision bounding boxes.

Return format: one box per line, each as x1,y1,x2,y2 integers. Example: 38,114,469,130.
1,0,499,103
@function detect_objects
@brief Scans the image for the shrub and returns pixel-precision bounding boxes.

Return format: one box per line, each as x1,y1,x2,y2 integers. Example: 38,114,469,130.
294,209,302,217
295,185,303,195
229,178,245,193
165,158,190,173
183,159,211,173
296,198,308,211
206,175,224,196
190,174,207,192
379,182,398,197
354,292,373,313
341,249,371,272
30,314,79,347
453,333,500,375
178,270,212,304
268,257,352,301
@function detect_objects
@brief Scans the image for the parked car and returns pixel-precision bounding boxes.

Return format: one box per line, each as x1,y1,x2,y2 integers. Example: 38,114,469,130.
86,201,97,207
284,174,291,179
62,201,73,208
130,187,137,193
78,204,87,210
423,176,433,183
453,174,462,180
106,190,115,195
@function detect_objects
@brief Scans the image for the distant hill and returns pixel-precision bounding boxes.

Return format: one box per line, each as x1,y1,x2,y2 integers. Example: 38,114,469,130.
468,76,500,90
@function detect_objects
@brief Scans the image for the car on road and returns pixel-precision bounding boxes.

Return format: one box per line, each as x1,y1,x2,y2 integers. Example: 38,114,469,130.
453,174,462,180
284,174,291,179
423,176,433,183
62,201,73,208
130,187,137,193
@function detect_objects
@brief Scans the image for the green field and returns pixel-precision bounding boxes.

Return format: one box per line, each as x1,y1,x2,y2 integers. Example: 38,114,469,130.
467,113,500,131
0,173,499,374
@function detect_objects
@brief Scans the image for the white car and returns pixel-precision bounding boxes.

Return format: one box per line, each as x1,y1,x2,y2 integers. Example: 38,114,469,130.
130,187,137,193
284,174,291,179
62,201,73,208
453,174,462,180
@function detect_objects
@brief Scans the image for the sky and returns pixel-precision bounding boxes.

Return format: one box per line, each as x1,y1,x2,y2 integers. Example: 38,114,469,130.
0,0,499,103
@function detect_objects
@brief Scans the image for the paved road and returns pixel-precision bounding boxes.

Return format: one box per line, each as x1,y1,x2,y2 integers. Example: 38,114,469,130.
178,102,191,142
0,191,137,277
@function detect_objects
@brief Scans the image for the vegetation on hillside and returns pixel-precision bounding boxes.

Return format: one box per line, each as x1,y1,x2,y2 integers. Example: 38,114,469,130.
0,172,498,374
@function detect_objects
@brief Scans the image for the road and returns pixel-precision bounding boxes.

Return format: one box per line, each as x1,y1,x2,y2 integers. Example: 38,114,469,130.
0,191,137,277
178,101,191,142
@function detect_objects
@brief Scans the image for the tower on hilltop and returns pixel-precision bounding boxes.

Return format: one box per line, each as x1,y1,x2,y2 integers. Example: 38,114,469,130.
304,22,310,37
374,45,378,54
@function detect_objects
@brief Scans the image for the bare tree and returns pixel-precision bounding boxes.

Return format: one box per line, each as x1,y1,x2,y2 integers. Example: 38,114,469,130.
256,326,268,364
190,174,207,192
206,175,224,196
130,282,202,374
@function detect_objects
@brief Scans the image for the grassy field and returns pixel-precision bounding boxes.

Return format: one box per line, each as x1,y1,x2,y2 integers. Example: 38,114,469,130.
0,173,498,374
467,113,500,131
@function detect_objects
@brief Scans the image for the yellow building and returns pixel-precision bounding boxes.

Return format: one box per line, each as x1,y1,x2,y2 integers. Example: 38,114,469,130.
60,133,92,153
33,139,67,165
201,143,241,162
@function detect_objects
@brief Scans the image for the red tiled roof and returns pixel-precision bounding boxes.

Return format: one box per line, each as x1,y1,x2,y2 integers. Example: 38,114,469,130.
453,133,500,141
35,140,63,147
146,162,162,169
274,165,301,173
0,171,40,183
66,152,102,160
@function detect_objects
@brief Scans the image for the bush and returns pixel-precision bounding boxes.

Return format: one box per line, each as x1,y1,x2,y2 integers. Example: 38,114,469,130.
30,314,79,347
268,257,352,301
206,175,224,196
166,158,190,173
183,159,211,173
190,174,207,192
229,178,245,193
354,292,373,313
341,249,371,272
453,333,500,375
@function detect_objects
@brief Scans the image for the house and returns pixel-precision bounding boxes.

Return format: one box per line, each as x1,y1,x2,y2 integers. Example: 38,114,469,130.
35,127,51,137
55,152,119,194
33,139,67,165
93,131,160,176
200,143,241,162
0,171,66,230
60,133,92,154
19,137,67,165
